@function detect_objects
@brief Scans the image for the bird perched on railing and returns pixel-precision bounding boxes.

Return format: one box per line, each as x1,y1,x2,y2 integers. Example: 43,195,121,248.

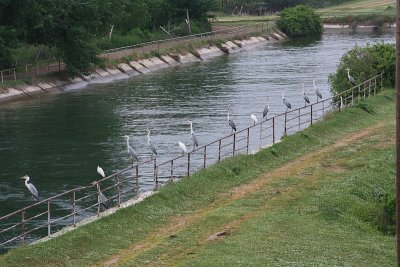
263,96,270,120
97,166,105,178
227,109,237,132
313,80,323,102
346,68,356,86
146,129,158,158
20,175,39,202
123,135,139,163
188,120,198,150
178,141,188,154
282,90,291,111
301,83,310,106
91,181,109,209
250,114,258,125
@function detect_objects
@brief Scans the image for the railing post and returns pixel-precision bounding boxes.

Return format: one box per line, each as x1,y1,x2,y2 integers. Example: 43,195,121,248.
232,133,236,156
272,117,275,144
284,112,287,135
154,159,158,183
47,201,51,237
218,140,221,162
351,90,354,105
21,210,26,242
135,165,139,181
246,128,250,154
298,109,301,131
374,77,377,95
363,82,366,99
187,153,191,176
13,68,16,81
170,160,174,179
368,80,371,97
203,146,207,168
1,71,3,83
310,105,313,125
358,85,360,102
322,101,325,117
380,72,383,89
116,175,121,207
72,190,76,227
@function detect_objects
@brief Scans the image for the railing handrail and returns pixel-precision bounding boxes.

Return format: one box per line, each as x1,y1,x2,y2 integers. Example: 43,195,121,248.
0,72,384,248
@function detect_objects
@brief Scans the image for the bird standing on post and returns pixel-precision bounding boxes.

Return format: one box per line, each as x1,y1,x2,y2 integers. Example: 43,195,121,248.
250,114,258,125
346,68,356,86
301,83,310,106
227,109,237,133
97,166,105,178
178,141,188,154
20,175,39,202
313,80,323,102
146,129,158,158
263,96,270,119
188,120,198,151
282,90,291,111
123,135,139,162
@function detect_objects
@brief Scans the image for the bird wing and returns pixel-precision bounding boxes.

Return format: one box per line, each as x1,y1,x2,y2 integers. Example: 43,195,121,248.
229,119,237,131
263,106,269,118
284,99,291,109
316,89,322,99
304,95,310,104
191,133,199,146
27,183,39,201
349,76,356,85
97,167,105,178
150,142,158,155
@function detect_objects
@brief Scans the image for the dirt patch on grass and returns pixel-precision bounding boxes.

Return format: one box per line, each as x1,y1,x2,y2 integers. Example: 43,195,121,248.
97,123,383,267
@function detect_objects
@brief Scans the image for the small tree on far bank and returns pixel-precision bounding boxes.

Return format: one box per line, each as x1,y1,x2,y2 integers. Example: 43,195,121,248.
276,5,322,38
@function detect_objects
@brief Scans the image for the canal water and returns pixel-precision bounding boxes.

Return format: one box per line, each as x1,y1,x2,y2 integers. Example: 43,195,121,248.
0,30,395,245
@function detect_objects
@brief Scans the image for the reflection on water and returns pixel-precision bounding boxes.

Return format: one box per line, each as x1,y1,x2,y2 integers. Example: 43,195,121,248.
0,30,394,220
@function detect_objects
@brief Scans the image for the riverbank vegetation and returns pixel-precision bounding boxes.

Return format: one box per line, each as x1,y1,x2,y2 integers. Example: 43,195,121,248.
0,89,395,266
276,5,322,37
329,43,395,95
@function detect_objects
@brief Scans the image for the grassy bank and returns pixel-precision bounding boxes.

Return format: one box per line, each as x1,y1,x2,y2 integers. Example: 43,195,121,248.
0,89,395,266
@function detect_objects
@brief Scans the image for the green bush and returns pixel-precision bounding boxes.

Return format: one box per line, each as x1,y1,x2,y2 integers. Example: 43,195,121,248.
328,43,395,95
276,5,322,38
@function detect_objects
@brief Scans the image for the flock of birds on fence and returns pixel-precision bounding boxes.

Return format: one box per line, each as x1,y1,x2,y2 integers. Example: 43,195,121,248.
18,69,357,210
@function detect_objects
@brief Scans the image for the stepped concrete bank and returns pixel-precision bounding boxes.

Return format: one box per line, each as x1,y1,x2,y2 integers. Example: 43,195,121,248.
0,31,287,104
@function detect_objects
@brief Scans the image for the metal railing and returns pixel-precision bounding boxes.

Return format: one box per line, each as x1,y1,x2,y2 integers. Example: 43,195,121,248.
0,72,384,250
0,22,273,83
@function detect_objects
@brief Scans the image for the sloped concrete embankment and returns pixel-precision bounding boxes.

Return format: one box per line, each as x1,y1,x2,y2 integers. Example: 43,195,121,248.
0,31,287,103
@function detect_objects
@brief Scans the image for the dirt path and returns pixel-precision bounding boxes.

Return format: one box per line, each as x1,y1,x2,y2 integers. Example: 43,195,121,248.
98,123,383,267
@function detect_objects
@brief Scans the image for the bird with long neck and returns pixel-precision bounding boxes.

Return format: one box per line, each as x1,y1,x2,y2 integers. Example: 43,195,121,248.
346,68,356,86
263,96,270,119
282,90,291,111
188,120,198,151
91,181,109,209
20,175,39,202
227,109,237,133
123,135,139,162
313,80,322,102
301,83,310,106
146,129,157,158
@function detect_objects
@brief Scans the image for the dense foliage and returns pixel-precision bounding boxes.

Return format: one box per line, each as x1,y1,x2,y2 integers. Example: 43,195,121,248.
0,0,218,75
329,43,395,95
276,5,322,38
218,0,353,14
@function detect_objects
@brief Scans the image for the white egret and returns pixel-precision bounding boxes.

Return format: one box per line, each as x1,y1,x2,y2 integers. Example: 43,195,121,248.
178,141,188,154
250,114,258,125
97,166,105,178
20,175,39,202
227,109,237,132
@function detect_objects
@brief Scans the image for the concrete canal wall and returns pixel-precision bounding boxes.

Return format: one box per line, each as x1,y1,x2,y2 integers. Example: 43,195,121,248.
0,30,287,103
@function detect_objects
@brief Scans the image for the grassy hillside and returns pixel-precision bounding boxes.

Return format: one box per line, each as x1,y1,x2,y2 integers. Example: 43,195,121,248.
0,89,395,266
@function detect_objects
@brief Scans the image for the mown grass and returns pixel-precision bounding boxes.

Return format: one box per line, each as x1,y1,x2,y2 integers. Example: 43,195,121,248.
0,89,395,266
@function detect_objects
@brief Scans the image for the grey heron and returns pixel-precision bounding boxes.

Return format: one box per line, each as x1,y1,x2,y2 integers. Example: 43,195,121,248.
178,141,188,154
97,166,105,178
282,90,291,111
92,181,109,209
313,80,323,101
123,135,139,162
263,96,270,119
346,68,356,86
340,96,344,109
301,83,310,105
227,109,237,132
146,129,158,158
250,114,258,125
20,175,39,202
188,120,198,149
